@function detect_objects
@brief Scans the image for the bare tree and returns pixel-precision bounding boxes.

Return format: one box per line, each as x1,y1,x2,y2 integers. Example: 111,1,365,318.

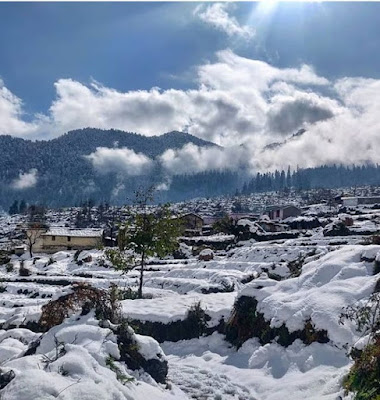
25,223,44,257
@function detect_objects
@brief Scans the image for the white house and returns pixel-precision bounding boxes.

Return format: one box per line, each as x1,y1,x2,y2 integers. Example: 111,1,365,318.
342,197,380,207
33,227,104,253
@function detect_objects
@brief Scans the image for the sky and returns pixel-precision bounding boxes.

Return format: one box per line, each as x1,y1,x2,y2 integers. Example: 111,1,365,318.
1,1,380,173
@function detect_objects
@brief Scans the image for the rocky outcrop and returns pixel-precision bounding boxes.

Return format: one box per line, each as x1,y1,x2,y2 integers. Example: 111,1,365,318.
225,296,329,348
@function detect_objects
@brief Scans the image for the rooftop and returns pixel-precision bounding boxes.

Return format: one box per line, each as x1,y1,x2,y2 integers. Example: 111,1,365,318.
264,204,300,211
43,228,104,238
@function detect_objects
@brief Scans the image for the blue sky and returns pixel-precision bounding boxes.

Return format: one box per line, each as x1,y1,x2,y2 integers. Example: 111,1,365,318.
1,2,380,171
1,2,380,114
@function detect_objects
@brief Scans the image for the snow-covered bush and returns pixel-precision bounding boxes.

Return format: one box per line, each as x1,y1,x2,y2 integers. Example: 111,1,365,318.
39,283,121,330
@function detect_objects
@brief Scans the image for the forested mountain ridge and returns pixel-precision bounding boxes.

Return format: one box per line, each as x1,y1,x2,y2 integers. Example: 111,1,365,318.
2,128,380,211
0,128,227,209
0,128,216,181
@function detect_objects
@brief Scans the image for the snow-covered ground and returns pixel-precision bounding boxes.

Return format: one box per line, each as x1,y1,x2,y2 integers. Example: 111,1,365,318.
1,203,380,399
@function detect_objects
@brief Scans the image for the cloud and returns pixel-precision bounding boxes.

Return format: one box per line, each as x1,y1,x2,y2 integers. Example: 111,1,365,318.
85,147,153,175
159,143,249,175
194,3,254,40
12,168,38,190
1,49,380,173
0,80,44,138
267,95,336,134
0,49,331,147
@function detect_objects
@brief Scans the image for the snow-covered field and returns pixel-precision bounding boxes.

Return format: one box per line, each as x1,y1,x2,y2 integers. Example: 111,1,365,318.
0,205,379,399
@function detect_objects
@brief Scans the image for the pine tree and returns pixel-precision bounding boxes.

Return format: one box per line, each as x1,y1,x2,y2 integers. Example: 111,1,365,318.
8,200,19,215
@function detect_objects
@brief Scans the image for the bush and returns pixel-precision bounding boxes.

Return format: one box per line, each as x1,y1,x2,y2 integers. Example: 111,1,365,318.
116,321,168,384
39,283,121,330
47,257,55,266
340,292,380,399
19,261,31,277
226,296,328,348
5,263,13,273
129,302,211,343
343,337,380,400
374,260,380,275
106,355,134,385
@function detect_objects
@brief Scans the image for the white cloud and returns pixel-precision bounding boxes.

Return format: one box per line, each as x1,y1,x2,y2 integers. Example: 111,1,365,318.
0,81,43,138
1,49,380,173
194,3,254,40
12,168,38,190
85,147,153,176
160,143,250,174
0,49,331,147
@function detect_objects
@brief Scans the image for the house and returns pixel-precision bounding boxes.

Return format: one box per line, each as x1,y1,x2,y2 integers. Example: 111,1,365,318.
342,197,380,207
178,213,204,236
35,228,104,253
258,217,288,233
14,245,25,256
229,213,260,222
263,205,302,220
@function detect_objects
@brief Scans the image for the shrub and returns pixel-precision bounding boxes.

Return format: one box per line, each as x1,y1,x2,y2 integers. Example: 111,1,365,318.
340,293,380,399
116,321,168,384
19,261,31,277
129,302,211,343
343,337,380,400
187,301,209,335
106,355,134,384
47,257,55,266
226,296,328,348
73,250,81,261
5,263,13,273
374,260,380,275
39,283,121,330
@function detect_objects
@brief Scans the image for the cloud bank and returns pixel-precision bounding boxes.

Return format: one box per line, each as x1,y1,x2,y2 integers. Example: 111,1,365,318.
194,3,254,40
1,50,380,173
85,147,153,176
12,168,38,190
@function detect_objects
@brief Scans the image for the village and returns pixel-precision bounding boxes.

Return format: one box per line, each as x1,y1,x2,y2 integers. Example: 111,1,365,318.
3,187,380,258
0,186,379,398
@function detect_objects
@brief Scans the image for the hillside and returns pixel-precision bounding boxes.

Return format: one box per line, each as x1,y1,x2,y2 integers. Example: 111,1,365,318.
0,129,234,209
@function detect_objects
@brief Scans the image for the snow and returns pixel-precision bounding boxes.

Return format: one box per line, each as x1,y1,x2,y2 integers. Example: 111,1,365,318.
0,314,187,400
122,292,235,326
43,228,104,238
239,245,379,345
135,334,165,361
180,234,235,242
162,334,350,400
2,201,380,399
237,219,265,233
199,248,214,256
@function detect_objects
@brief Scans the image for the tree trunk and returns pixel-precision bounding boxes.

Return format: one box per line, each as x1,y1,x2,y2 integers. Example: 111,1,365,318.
138,251,145,299
28,243,33,258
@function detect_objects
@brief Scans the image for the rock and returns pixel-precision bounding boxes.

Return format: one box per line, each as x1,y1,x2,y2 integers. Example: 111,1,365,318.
199,248,214,261
0,369,15,389
117,324,168,384
323,221,351,237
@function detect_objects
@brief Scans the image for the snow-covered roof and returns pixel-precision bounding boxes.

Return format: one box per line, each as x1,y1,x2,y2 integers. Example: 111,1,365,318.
264,204,301,211
341,196,380,200
43,228,104,238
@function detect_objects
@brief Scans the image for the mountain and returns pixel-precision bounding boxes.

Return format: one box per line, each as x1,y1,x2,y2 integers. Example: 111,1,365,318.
0,128,237,209
263,128,307,152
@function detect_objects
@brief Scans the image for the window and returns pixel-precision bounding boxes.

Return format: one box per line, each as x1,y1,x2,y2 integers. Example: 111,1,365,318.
52,236,56,241
67,236,71,242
